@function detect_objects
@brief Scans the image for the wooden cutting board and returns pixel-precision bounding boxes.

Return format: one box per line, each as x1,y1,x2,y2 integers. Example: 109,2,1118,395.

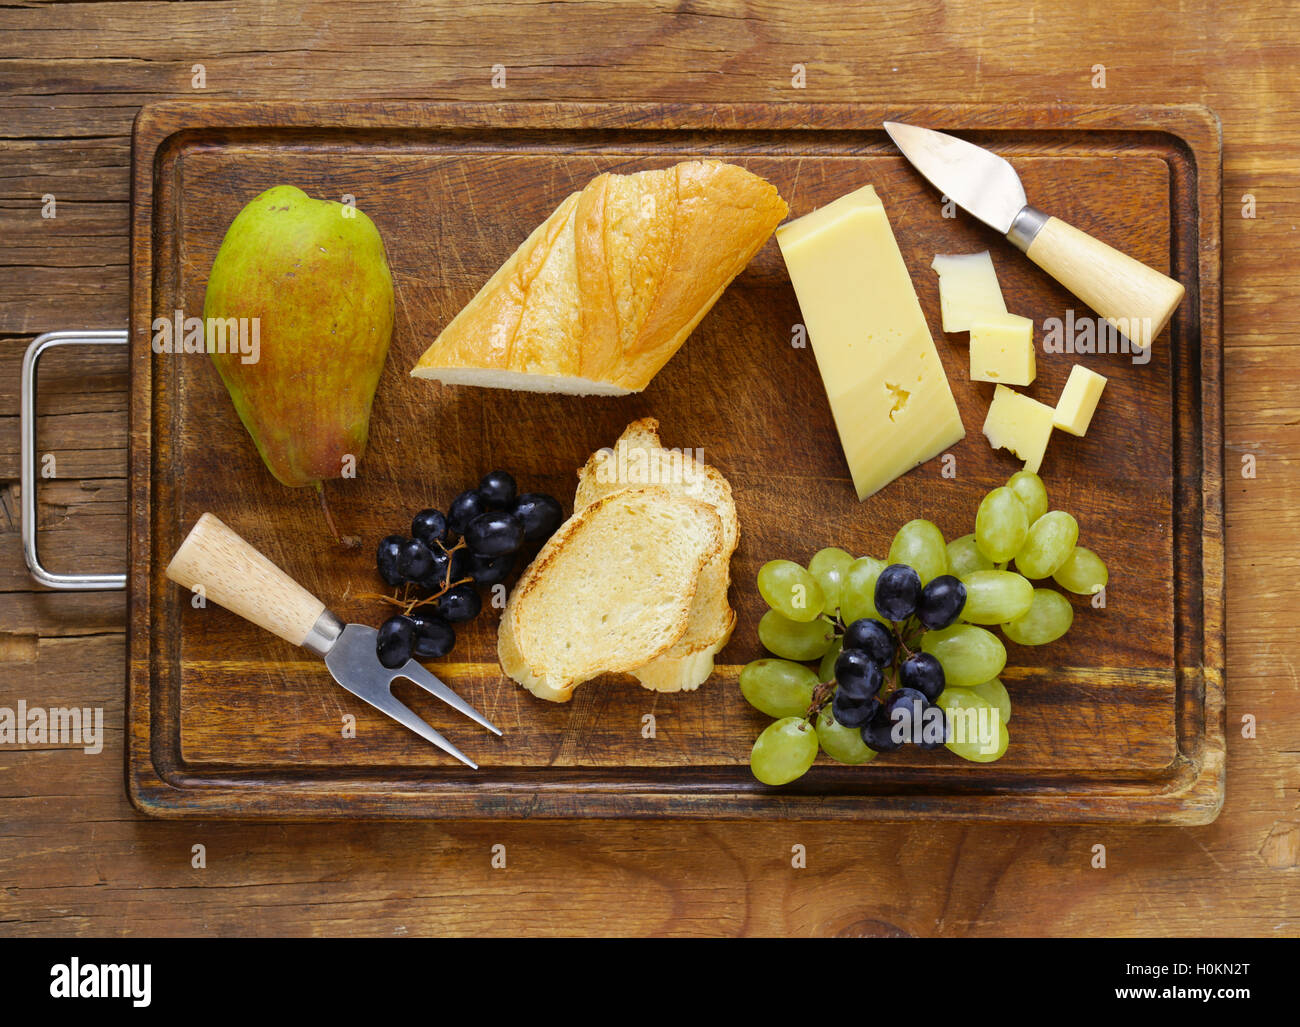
126,100,1223,822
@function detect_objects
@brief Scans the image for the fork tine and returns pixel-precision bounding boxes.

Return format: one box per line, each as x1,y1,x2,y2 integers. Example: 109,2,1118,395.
365,689,479,769
398,660,504,737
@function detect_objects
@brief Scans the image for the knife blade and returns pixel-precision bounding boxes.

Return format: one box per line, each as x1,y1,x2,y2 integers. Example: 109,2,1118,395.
884,121,1185,347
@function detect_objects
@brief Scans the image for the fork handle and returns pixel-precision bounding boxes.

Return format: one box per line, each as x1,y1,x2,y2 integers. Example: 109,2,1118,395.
165,512,329,649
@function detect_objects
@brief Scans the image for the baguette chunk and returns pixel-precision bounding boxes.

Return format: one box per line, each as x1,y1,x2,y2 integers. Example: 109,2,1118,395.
412,161,788,394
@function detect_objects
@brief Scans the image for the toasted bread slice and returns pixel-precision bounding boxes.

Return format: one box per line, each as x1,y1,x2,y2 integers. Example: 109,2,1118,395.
575,418,738,691
499,486,723,702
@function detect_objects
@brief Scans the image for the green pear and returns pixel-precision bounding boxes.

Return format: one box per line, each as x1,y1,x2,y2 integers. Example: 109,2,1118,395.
203,184,394,494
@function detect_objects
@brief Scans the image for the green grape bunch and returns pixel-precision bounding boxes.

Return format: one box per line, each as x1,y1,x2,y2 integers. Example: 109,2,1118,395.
742,470,1108,786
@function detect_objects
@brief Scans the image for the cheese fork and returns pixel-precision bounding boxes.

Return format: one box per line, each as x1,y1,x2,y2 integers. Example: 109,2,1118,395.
165,512,501,768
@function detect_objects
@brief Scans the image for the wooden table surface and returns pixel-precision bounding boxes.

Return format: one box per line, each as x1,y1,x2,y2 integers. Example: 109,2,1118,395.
1,0,1296,937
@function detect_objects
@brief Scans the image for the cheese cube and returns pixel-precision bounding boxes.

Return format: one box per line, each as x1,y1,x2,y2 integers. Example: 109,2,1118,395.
931,252,1007,333
1053,364,1108,436
970,313,1036,386
777,185,965,500
983,384,1055,474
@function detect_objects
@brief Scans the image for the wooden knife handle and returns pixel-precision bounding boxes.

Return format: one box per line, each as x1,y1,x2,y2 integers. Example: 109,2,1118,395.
165,512,328,649
1023,215,1185,348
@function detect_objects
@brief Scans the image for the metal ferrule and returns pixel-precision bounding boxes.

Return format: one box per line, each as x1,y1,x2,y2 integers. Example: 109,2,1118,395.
302,609,345,657
1006,205,1050,252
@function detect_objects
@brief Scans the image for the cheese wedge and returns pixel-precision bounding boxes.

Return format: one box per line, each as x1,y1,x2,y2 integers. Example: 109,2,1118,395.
932,252,1007,333
776,185,965,500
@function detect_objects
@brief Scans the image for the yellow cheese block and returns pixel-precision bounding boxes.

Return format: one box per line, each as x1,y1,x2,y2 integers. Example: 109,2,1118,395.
931,252,1007,333
777,185,965,500
1053,364,1108,436
970,313,1036,386
983,384,1055,474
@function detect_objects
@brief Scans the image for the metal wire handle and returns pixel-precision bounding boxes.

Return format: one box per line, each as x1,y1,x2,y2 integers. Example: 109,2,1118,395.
20,330,129,590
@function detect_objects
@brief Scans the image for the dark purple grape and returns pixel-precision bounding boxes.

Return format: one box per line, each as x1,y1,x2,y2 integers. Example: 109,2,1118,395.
478,470,517,510
397,538,433,582
832,688,877,729
410,613,455,660
512,492,563,542
917,574,967,630
464,511,525,557
861,705,903,753
418,548,451,590
447,546,470,584
918,726,947,751
411,508,449,547
438,583,482,623
841,618,896,666
420,546,471,591
874,564,922,621
884,687,929,745
467,550,515,586
376,534,406,587
833,648,883,700
898,652,945,702
447,490,487,535
376,615,415,669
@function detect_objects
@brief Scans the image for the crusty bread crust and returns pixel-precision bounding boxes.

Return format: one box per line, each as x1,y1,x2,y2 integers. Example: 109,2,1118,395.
411,161,788,393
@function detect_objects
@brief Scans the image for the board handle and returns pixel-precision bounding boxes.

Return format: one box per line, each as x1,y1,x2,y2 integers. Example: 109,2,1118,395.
165,512,332,651
21,330,129,590
1020,213,1185,348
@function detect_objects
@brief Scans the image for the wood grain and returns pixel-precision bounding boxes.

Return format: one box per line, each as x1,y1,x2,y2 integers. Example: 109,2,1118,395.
0,0,1295,936
120,100,1219,821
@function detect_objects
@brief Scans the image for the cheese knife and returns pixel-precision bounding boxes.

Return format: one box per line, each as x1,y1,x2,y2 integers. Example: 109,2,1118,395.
165,512,501,768
883,121,1185,346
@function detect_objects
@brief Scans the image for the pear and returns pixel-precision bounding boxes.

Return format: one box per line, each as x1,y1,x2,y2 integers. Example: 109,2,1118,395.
203,185,394,516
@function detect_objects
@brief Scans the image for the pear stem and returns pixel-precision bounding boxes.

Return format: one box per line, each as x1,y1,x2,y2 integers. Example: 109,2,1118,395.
316,482,359,549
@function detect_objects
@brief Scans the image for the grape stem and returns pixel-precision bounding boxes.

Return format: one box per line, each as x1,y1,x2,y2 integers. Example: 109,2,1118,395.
357,546,475,619
807,680,836,720
435,537,469,592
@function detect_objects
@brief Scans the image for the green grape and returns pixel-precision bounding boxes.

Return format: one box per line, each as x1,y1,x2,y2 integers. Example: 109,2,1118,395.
758,610,835,661
936,687,1009,763
888,519,948,584
840,556,885,623
922,623,1007,687
818,637,843,683
1053,545,1108,595
750,716,820,785
1006,470,1048,524
1002,588,1074,645
1014,511,1079,579
740,659,818,719
758,559,825,623
808,547,855,617
975,486,1030,563
959,569,1034,624
816,705,877,765
971,677,1012,724
947,533,994,579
